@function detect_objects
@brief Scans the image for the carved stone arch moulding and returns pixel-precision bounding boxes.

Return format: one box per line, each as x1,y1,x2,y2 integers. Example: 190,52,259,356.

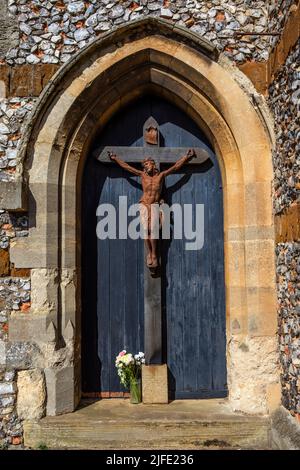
9,18,278,415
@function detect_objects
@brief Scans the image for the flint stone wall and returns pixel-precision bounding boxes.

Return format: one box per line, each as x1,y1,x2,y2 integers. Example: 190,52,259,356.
0,0,294,66
269,37,300,426
268,38,300,215
277,242,300,417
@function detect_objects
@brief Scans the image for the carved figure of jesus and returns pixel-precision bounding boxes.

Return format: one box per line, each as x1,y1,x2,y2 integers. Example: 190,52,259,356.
109,149,196,268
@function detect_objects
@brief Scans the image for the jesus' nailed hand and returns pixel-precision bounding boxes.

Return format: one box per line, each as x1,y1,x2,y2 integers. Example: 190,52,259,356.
108,149,196,269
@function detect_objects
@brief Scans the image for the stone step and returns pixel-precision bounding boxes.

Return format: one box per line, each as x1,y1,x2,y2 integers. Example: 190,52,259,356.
23,399,270,450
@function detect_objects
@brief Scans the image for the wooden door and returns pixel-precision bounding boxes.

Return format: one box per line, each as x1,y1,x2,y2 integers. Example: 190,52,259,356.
81,96,227,398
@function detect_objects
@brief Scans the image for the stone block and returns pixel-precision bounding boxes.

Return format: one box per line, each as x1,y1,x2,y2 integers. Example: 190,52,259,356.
266,382,281,414
44,366,75,415
227,286,248,335
247,287,277,336
244,182,273,227
224,183,245,227
31,269,59,315
142,364,168,404
9,313,57,343
10,238,49,269
245,239,276,289
228,336,278,414
17,369,46,420
225,241,246,288
0,181,27,211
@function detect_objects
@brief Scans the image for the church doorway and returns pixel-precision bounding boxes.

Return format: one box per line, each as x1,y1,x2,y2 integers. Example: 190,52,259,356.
81,95,227,399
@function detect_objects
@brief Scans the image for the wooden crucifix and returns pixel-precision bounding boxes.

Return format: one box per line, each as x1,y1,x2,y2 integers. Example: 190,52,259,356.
95,117,210,365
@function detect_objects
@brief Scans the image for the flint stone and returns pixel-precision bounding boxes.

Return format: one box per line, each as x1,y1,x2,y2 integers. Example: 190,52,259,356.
160,8,173,18
26,54,40,64
0,340,5,366
51,35,62,44
0,158,8,169
4,371,15,381
67,2,85,15
0,382,16,395
0,123,10,135
85,13,98,27
42,55,59,64
109,5,124,19
6,149,17,160
95,21,111,31
48,23,60,35
0,396,15,407
6,342,43,370
19,23,32,36
74,28,90,42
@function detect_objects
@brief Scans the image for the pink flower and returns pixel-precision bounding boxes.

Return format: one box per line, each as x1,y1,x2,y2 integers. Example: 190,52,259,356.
119,350,126,357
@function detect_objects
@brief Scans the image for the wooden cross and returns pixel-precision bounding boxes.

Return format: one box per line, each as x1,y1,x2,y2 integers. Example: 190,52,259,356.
95,117,210,365
96,117,210,168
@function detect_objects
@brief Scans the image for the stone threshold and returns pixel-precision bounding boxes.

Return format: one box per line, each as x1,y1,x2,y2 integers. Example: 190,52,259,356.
23,398,271,450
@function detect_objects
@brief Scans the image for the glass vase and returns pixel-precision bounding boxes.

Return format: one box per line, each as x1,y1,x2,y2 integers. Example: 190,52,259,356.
130,377,142,404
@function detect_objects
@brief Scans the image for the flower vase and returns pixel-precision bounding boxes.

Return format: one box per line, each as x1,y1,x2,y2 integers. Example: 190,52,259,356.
130,378,142,404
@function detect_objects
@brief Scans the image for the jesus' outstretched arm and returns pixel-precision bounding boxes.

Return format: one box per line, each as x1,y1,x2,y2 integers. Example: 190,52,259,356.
108,152,142,176
160,149,196,177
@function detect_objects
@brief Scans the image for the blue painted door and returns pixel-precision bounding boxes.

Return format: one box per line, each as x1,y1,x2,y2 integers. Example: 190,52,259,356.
81,96,227,398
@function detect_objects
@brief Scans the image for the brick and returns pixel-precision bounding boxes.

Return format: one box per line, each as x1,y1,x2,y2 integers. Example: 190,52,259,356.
269,2,300,80
275,202,300,243
10,265,31,278
9,64,60,97
12,436,22,445
9,65,33,97
0,249,10,276
40,64,60,92
238,61,269,96
20,302,31,312
0,65,9,98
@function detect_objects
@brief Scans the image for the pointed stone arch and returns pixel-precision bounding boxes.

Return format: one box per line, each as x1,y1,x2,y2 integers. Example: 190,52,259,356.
10,18,278,415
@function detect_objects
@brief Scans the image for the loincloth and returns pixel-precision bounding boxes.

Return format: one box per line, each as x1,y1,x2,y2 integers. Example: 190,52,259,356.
139,201,164,235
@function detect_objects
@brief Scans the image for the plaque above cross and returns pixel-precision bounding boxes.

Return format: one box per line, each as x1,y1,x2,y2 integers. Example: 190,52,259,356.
95,116,210,366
